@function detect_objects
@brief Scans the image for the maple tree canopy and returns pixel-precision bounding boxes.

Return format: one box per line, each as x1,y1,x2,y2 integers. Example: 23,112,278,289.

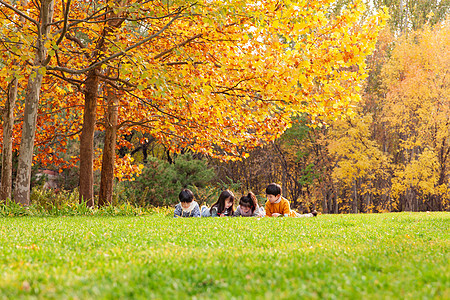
0,0,387,174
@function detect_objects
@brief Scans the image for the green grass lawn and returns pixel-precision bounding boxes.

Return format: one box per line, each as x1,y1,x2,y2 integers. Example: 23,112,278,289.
0,212,448,299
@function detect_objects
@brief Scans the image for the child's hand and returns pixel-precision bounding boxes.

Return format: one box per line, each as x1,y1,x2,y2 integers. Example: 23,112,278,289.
272,213,281,217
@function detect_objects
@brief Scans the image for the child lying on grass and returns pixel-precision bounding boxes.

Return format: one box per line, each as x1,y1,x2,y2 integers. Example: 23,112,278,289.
174,189,201,218
264,183,317,218
233,192,264,217
201,190,235,217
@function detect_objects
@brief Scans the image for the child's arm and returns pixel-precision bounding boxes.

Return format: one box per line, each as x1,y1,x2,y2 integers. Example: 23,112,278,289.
233,207,241,217
174,204,182,218
264,201,272,217
282,200,290,217
252,206,261,217
271,202,289,217
210,206,218,217
192,203,201,217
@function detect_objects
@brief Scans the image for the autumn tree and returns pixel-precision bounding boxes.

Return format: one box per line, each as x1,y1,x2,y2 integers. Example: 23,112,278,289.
0,0,29,201
328,114,392,213
212,2,449,214
214,116,330,213
372,0,449,32
0,0,387,207
381,21,449,211
0,0,58,205
49,0,388,207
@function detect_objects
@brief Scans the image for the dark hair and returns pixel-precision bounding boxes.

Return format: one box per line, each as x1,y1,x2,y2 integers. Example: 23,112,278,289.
266,183,281,196
179,189,194,202
211,190,235,215
239,192,258,213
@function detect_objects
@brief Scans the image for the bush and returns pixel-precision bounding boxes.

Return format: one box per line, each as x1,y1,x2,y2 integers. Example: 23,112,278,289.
117,153,215,206
30,186,79,210
0,187,168,217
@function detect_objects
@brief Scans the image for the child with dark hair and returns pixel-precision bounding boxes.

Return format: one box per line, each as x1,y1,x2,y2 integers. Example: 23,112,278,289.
174,189,201,217
201,190,235,217
264,183,317,218
234,192,263,217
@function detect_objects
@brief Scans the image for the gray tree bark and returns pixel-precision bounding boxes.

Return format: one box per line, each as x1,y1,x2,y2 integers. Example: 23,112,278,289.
0,79,18,201
1,0,28,202
14,0,55,205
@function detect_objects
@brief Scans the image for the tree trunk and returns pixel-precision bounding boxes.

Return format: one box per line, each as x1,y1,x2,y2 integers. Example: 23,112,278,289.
281,167,287,198
79,69,99,207
78,3,127,207
321,185,328,214
352,179,358,213
0,79,18,201
14,0,55,205
404,187,415,211
327,185,334,214
1,0,28,202
98,84,119,206
364,193,370,213
333,186,339,214
14,69,46,205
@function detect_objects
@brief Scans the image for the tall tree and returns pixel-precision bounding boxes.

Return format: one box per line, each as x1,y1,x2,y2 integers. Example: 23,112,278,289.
0,0,28,201
50,0,388,206
0,0,56,205
328,114,392,213
99,72,120,206
0,0,387,206
373,0,449,32
381,21,449,211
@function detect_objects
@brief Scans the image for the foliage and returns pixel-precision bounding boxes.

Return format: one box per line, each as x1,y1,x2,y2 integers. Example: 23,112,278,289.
372,0,449,32
381,21,450,211
117,153,215,206
328,114,392,212
0,213,448,298
30,186,79,211
173,154,215,189
213,18,450,213
187,185,220,206
215,176,243,195
0,188,168,217
0,0,388,204
214,116,325,211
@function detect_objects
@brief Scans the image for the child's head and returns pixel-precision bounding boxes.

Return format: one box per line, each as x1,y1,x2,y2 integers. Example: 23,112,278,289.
213,190,235,214
179,189,194,209
239,192,258,214
266,183,281,204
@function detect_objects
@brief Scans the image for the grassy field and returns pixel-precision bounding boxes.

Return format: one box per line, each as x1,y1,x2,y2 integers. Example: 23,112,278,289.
0,212,448,299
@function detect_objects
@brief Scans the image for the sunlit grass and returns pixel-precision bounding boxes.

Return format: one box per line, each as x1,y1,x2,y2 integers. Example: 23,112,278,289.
0,212,448,299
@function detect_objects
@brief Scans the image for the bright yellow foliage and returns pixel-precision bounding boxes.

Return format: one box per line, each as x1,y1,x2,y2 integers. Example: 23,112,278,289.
382,20,449,206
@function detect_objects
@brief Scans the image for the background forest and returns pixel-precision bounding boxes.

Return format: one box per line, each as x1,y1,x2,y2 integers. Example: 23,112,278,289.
1,0,449,213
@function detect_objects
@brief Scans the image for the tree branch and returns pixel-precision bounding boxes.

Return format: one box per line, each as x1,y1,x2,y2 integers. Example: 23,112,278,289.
47,11,182,75
125,90,188,124
64,32,86,49
0,0,39,25
54,0,71,46
48,5,108,27
98,72,137,88
153,33,202,60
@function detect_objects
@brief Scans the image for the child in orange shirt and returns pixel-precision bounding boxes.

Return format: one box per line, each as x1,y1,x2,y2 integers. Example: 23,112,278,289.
264,183,317,217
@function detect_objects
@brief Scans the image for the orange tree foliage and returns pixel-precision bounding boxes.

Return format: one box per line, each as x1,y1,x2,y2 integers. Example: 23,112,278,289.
1,0,387,188
0,0,82,171
62,0,386,158
381,20,450,210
